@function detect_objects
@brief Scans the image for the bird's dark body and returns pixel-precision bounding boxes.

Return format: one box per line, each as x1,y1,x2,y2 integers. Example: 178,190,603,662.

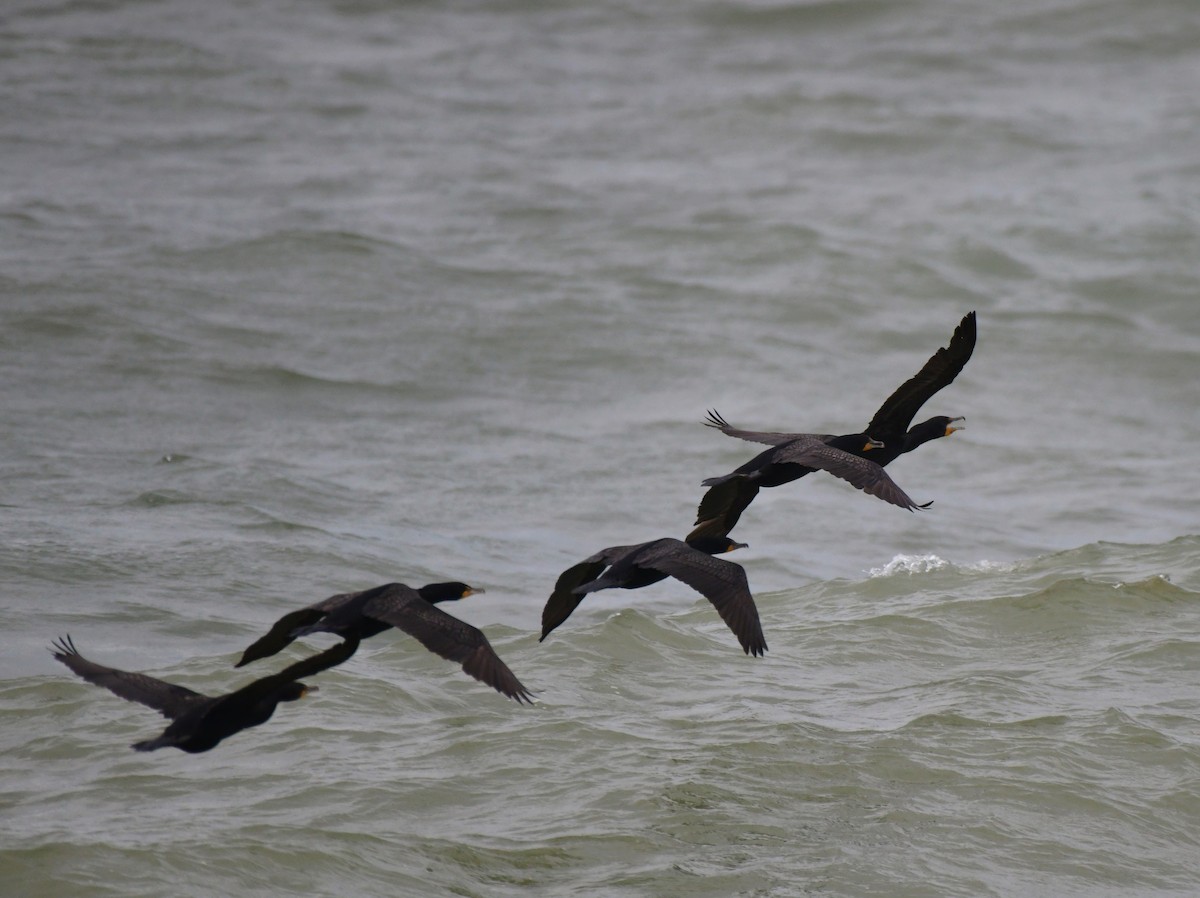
50,634,358,753
291,583,401,642
237,581,534,703
541,536,767,657
714,431,869,489
692,312,976,538
136,691,295,753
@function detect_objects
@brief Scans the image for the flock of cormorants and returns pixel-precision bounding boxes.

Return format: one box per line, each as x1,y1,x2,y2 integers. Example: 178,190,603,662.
52,311,976,753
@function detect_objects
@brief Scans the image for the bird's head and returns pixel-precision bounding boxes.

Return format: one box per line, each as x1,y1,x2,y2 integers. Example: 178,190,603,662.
419,581,485,604
913,414,965,442
941,415,966,436
281,682,316,702
686,536,748,556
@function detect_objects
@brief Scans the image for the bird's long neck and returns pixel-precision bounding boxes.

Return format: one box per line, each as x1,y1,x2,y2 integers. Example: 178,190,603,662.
828,432,872,452
901,419,948,454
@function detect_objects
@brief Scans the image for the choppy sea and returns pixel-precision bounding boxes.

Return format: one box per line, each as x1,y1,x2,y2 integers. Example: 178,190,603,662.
3,1,1200,896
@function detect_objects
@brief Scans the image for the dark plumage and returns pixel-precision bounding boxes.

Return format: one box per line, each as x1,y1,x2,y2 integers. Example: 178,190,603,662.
690,419,937,538
701,426,929,511
862,311,976,458
50,634,358,753
691,311,974,538
237,582,533,704
540,536,767,656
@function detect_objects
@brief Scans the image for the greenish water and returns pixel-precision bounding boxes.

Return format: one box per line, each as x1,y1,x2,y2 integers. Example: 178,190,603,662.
3,0,1200,895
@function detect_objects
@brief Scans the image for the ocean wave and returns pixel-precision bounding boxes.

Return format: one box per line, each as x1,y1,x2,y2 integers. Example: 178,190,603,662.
867,553,1010,578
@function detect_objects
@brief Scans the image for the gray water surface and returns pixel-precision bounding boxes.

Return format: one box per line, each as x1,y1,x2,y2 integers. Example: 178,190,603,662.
4,1,1200,896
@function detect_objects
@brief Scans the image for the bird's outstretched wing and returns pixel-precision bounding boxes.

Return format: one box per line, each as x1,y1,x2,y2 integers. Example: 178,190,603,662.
363,592,533,703
689,477,761,539
638,543,767,657
235,590,363,667
539,545,643,642
540,560,606,642
50,635,206,719
775,441,932,511
866,311,976,436
222,635,362,707
236,608,329,668
704,409,823,446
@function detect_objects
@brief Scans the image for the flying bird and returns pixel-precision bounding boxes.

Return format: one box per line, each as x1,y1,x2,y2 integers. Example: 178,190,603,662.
540,536,766,656
50,633,358,753
691,311,974,538
236,581,533,704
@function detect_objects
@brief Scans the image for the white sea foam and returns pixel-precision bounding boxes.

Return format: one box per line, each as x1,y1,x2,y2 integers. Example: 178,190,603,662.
868,553,951,577
868,555,1014,578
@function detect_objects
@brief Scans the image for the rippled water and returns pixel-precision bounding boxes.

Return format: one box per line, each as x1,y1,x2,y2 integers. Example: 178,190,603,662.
4,0,1200,896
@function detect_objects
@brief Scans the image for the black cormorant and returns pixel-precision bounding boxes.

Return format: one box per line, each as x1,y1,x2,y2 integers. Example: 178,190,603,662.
50,634,359,753
236,582,533,704
691,311,974,538
540,536,766,656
